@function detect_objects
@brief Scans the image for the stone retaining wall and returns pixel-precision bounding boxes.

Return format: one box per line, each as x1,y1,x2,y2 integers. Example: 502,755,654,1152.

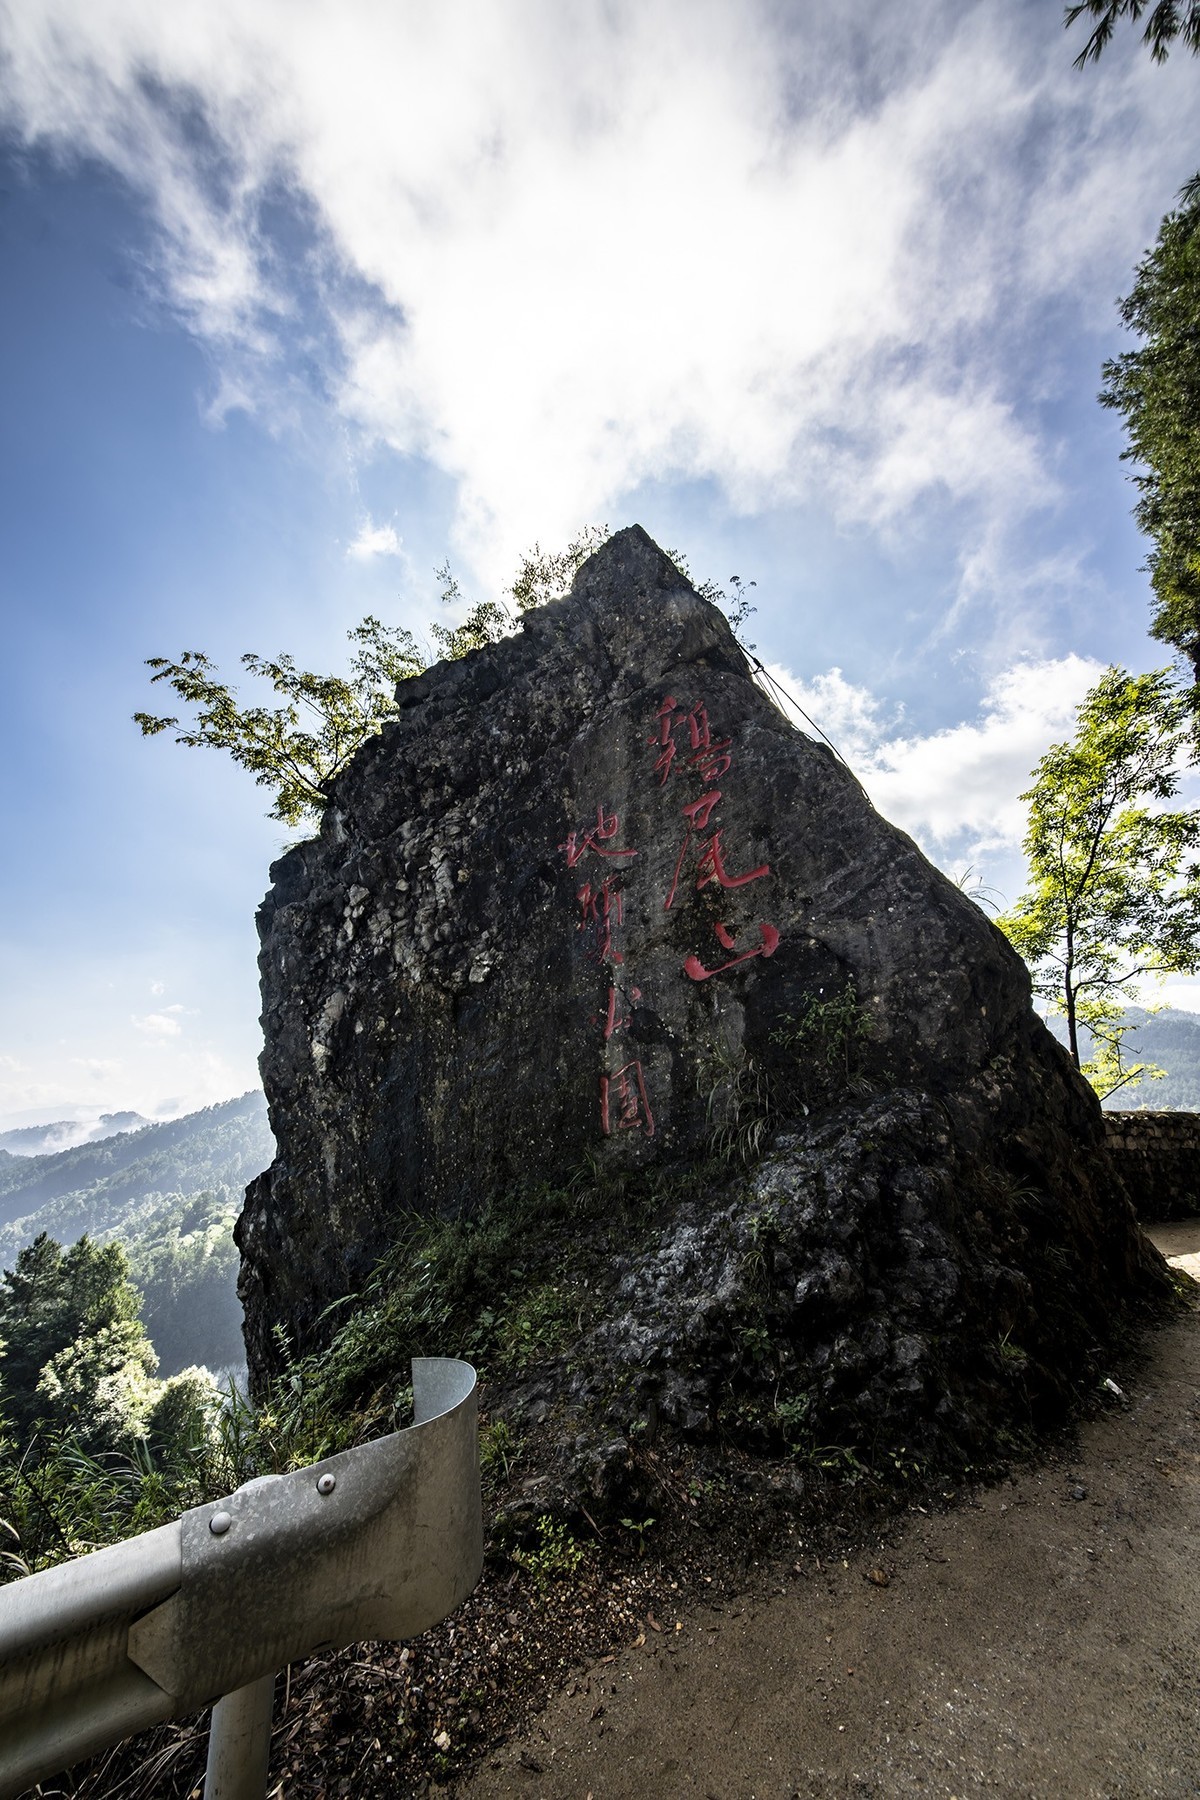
1105,1111,1200,1222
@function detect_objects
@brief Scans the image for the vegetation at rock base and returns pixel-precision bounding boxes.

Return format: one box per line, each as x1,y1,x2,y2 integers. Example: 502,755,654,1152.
700,981,873,1165
5,1140,1175,1797
0,1011,876,1586
997,665,1200,1100
0,1159,642,1579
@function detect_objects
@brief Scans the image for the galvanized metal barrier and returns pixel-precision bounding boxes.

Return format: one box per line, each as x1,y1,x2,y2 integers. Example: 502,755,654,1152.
0,1356,481,1800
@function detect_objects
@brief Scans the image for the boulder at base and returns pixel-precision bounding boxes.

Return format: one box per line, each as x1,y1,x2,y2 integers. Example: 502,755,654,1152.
237,526,1167,1473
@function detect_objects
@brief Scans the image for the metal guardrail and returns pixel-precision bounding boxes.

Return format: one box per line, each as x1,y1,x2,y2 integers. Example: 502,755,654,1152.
0,1356,481,1800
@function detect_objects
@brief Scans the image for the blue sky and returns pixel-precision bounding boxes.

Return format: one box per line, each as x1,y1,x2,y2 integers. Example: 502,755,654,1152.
1,0,1198,1126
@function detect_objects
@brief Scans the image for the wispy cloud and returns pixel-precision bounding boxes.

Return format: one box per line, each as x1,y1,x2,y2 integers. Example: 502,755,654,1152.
0,0,1193,593
71,1057,123,1079
345,518,402,562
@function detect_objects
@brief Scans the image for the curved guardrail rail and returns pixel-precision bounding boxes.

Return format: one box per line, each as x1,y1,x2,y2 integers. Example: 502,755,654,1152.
0,1356,480,1800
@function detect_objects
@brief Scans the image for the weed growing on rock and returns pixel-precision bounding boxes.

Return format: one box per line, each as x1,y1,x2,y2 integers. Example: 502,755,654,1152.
702,1041,775,1165
700,982,874,1169
513,1514,587,1593
769,982,873,1103
479,1417,520,1481
618,1513,656,1553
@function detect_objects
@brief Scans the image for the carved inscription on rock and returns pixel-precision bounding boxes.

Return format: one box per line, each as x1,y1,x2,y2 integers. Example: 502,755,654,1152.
559,692,781,1142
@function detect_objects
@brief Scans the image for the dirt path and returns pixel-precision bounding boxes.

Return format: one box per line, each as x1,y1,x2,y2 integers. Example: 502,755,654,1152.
459,1225,1200,1800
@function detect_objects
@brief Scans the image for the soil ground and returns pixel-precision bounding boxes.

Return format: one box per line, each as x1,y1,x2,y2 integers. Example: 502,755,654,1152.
457,1222,1200,1800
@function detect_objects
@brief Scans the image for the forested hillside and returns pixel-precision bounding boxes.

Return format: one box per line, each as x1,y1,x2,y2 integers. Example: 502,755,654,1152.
0,1093,271,1225
1045,1007,1200,1111
0,1093,273,1375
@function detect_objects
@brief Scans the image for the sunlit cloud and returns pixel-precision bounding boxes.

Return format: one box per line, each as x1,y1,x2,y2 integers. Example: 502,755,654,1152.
0,0,1193,596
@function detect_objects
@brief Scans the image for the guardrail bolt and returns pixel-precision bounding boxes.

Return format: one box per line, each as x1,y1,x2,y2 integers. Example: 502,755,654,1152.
209,1511,233,1536
317,1473,337,1495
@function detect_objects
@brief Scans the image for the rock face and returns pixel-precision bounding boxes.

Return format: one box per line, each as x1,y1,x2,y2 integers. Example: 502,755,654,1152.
238,526,1167,1463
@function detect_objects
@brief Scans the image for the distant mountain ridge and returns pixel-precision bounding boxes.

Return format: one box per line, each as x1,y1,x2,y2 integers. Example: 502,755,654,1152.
0,1092,274,1377
0,1092,271,1227
1044,1006,1200,1112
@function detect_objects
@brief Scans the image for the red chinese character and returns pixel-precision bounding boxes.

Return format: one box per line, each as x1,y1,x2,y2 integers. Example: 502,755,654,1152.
683,920,780,981
647,696,733,786
692,747,732,781
663,792,769,911
600,1061,656,1137
592,982,642,1040
576,877,625,964
664,791,721,910
647,696,680,785
684,702,733,782
695,830,770,894
683,789,723,831
560,805,638,869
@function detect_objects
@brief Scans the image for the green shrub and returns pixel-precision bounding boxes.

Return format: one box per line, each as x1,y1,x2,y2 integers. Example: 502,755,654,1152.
513,1515,586,1592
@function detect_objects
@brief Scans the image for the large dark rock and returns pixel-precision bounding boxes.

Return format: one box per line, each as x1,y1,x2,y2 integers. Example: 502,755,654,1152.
237,526,1167,1466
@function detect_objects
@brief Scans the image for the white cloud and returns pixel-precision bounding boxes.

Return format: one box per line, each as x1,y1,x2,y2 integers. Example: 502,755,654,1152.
765,653,1105,858
149,979,165,996
759,663,899,767
132,1005,187,1038
345,518,402,562
0,0,1193,586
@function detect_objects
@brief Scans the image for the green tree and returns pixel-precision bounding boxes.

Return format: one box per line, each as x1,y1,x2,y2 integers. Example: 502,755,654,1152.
1100,183,1200,690
36,1319,158,1453
134,615,425,827
997,667,1200,1100
1065,1,1200,65
426,527,609,657
135,528,611,826
0,1235,153,1441
144,1365,222,1468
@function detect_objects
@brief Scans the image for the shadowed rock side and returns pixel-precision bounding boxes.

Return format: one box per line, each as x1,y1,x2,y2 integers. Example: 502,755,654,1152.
237,526,1168,1471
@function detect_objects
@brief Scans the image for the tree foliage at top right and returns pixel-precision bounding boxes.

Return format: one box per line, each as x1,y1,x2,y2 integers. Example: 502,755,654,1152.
1101,183,1200,692
1065,1,1200,65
